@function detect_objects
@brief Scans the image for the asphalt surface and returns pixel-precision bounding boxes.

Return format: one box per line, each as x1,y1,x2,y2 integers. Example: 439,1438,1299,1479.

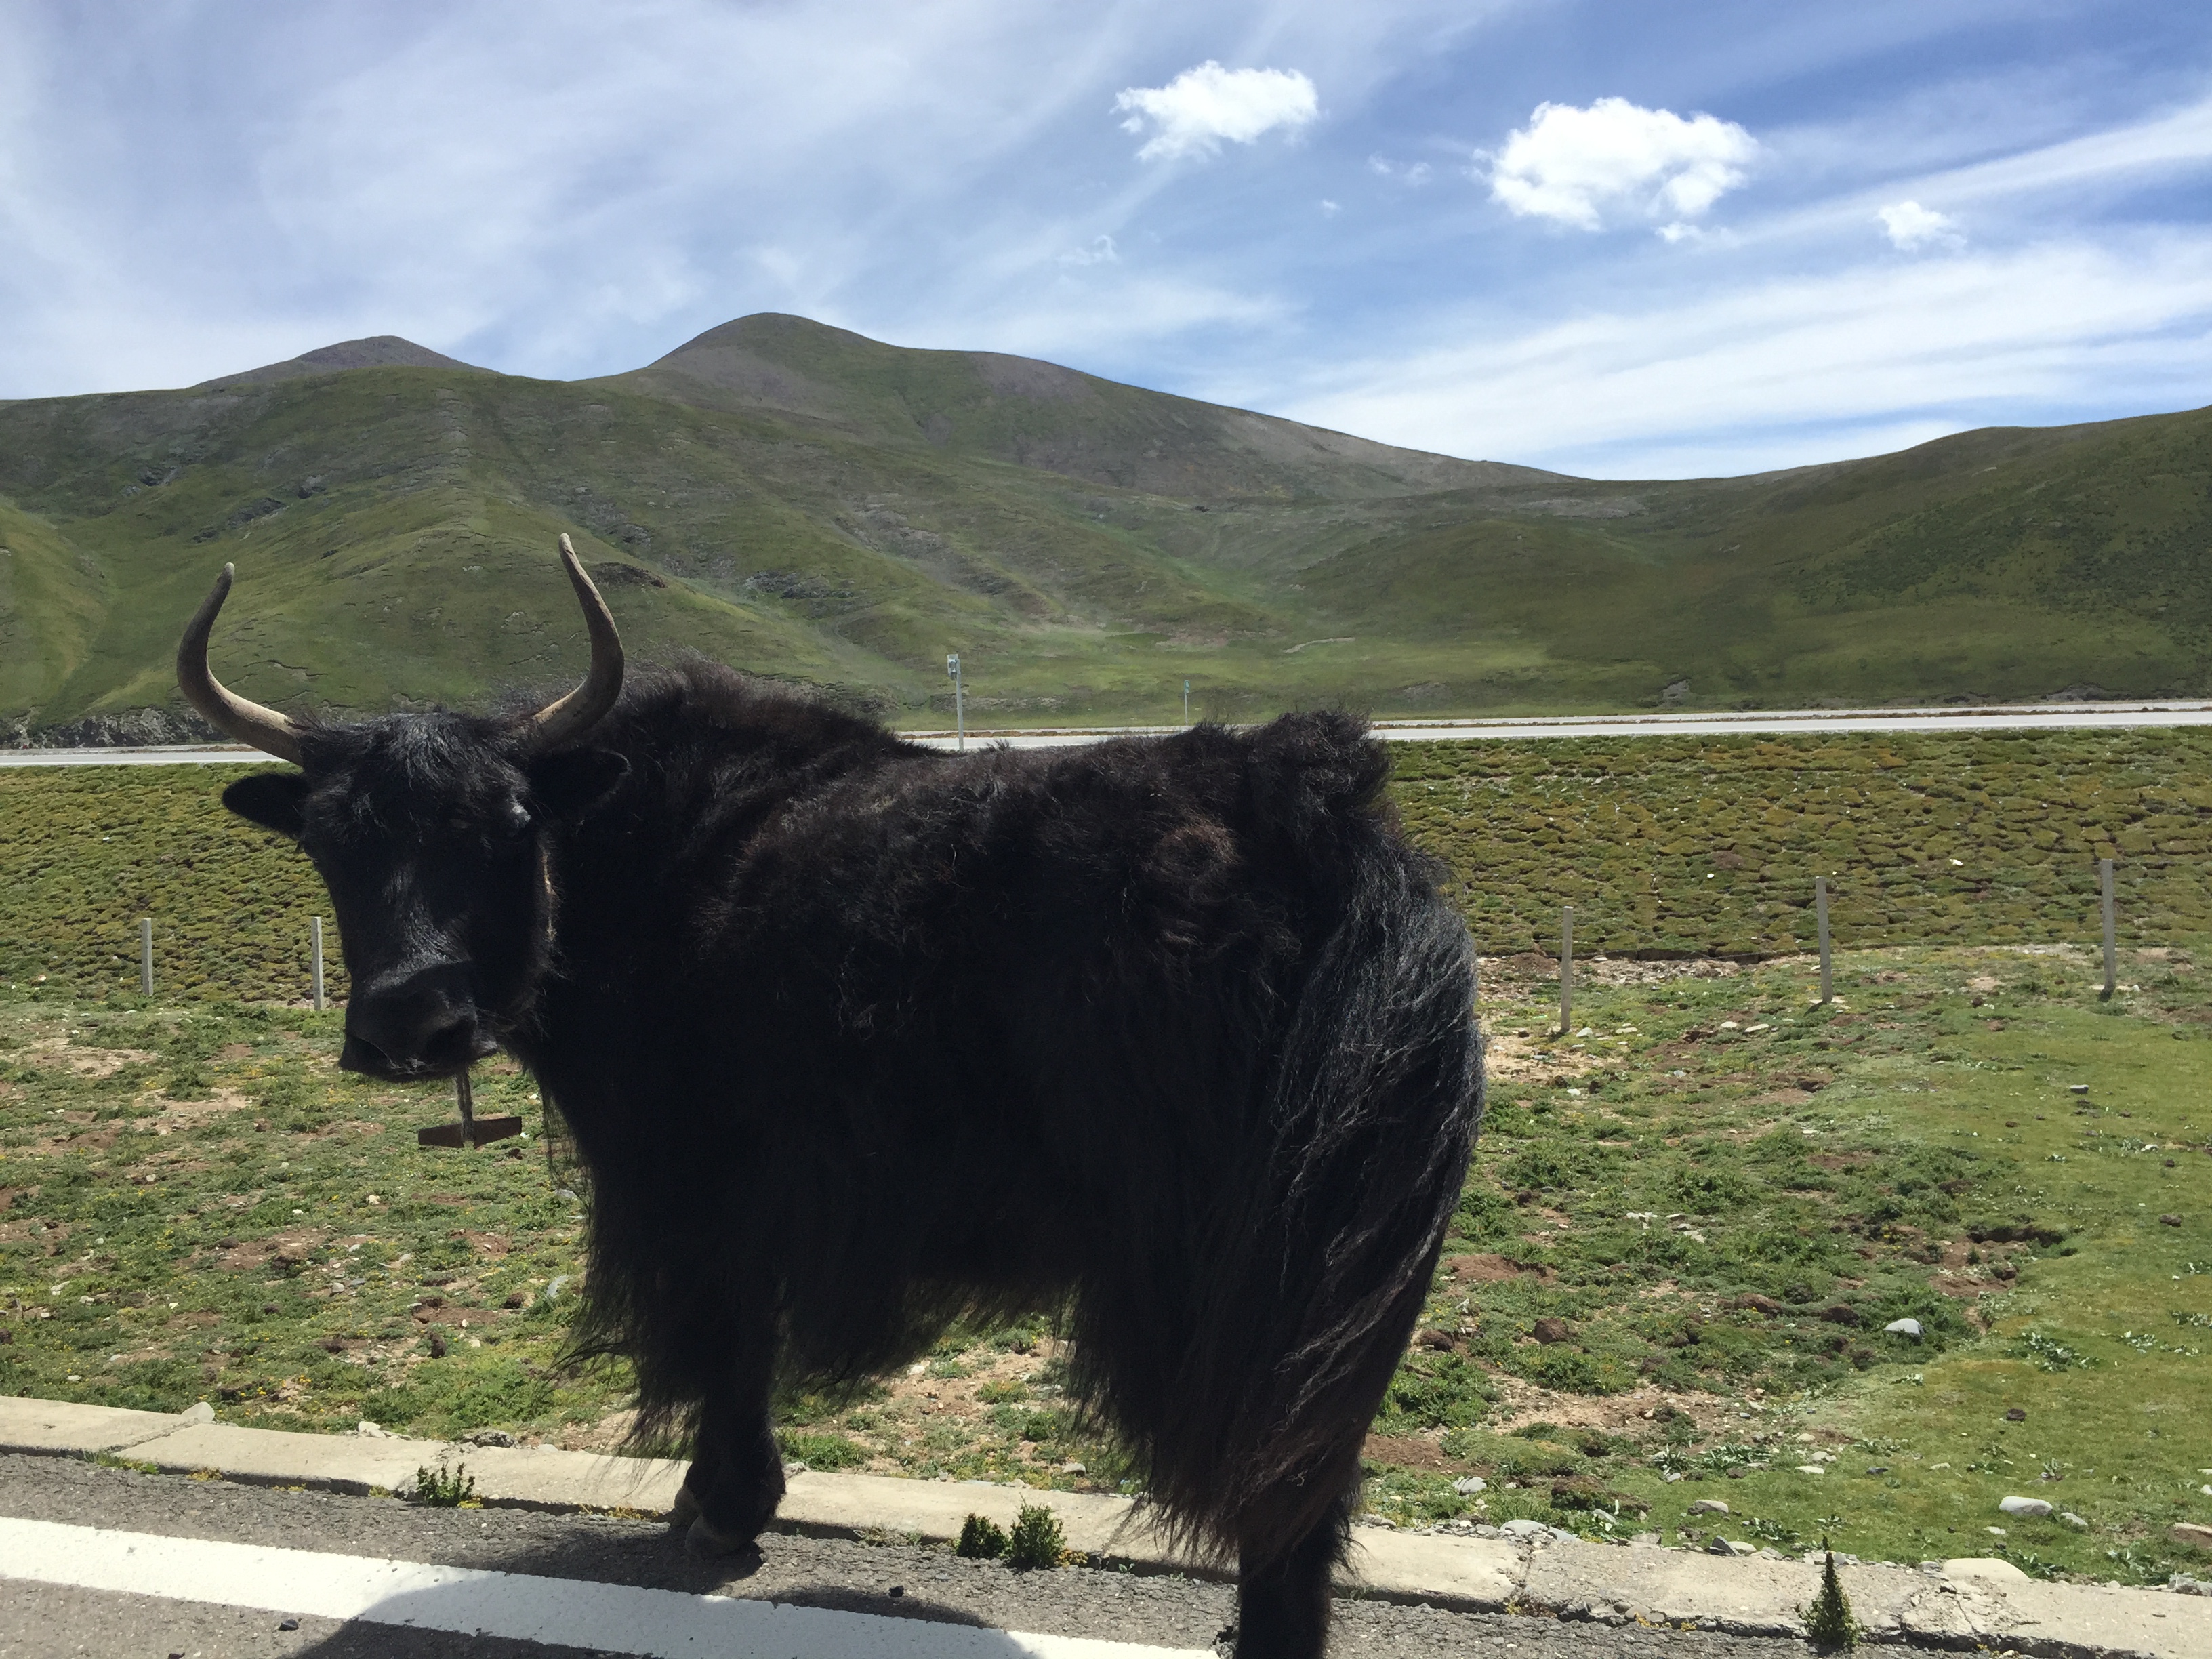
0,1454,1818,1658
8,698,2212,768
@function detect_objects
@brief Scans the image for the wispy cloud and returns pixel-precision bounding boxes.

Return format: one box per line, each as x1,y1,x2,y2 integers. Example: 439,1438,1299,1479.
1114,62,1319,162
1263,233,2212,476
1368,155,1432,184
1059,235,1121,266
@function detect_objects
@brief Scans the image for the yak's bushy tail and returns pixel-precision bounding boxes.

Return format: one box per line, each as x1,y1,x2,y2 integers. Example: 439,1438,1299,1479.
1146,714,1483,1567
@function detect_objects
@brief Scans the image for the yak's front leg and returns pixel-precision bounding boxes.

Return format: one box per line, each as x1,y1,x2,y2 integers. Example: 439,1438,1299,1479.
673,1320,785,1557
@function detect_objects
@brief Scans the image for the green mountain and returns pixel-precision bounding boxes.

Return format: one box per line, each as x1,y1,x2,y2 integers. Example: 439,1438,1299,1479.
2,313,2207,734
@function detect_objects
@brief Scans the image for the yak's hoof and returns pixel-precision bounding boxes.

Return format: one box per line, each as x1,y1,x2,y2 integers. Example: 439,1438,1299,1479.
686,1513,755,1558
668,1483,702,1527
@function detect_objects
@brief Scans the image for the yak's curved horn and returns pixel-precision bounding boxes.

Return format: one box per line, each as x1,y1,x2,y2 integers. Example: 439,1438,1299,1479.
176,564,305,764
528,535,624,750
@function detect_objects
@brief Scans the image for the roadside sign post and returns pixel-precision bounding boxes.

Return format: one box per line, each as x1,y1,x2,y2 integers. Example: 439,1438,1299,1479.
417,1066,522,1150
947,654,963,752
2100,857,2116,1000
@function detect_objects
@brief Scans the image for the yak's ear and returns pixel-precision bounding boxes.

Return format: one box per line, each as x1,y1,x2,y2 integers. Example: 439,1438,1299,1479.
529,748,630,816
222,773,307,839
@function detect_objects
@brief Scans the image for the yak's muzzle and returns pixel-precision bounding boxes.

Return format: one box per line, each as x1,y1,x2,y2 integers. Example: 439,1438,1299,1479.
341,966,498,1080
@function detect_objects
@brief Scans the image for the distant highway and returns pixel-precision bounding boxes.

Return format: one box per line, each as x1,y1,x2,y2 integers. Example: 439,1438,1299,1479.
7,699,2212,765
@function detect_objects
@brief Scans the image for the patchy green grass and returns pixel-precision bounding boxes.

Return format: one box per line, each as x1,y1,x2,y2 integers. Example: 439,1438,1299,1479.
4,945,2207,1580
0,995,600,1440
4,732,2211,1580
0,987,1132,1490
1357,943,2212,1586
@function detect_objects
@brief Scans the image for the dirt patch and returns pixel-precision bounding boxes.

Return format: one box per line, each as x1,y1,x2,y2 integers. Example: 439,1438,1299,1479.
140,1088,251,1132
1479,954,1746,989
1363,1433,1454,1470
1444,1252,1550,1285
1580,957,1748,987
1482,1031,1599,1082
1486,1378,1739,1437
33,1125,120,1156
554,1408,639,1454
25,1039,159,1079
216,1229,326,1270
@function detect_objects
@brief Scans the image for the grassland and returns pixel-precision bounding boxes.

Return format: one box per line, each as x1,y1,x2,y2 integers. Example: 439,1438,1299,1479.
7,729,2211,1000
2,314,2209,731
1368,945,2212,1587
2,733,2209,1586
0,764,350,1004
5,948,2207,1583
1393,728,2212,956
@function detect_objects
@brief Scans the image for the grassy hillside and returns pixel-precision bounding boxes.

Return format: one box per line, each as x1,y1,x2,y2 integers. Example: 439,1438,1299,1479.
3,314,2209,729
606,313,1553,500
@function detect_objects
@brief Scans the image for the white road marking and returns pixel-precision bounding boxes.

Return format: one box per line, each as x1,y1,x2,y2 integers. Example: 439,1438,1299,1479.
0,1516,1212,1659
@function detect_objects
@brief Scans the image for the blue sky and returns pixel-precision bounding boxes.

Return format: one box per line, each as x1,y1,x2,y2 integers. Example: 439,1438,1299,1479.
3,0,2208,476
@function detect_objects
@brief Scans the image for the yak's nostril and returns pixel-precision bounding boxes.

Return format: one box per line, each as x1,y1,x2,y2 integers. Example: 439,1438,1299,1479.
338,1034,394,1076
419,1017,481,1070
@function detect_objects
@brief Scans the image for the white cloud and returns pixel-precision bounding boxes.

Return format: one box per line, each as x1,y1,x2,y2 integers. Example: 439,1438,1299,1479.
1114,61,1318,163
1878,200,1965,251
1488,97,1757,230
1059,234,1120,266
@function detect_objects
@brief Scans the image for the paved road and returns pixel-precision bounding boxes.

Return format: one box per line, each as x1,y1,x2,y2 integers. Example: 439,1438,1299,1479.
0,1454,1807,1658
9,699,2212,766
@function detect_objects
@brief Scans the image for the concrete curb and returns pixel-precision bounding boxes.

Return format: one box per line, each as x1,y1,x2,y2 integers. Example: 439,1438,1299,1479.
4,1397,2206,1656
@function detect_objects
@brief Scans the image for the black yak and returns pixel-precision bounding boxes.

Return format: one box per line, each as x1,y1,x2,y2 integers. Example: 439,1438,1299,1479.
179,537,1482,1658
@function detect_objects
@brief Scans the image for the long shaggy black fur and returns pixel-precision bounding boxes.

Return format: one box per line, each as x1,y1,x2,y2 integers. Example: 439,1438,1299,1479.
224,662,1482,1657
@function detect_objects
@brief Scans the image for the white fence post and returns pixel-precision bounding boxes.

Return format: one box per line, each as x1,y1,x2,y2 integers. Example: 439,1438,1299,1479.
311,917,326,1012
2100,857,2116,1000
1558,905,1574,1034
138,917,153,996
1816,876,1832,1004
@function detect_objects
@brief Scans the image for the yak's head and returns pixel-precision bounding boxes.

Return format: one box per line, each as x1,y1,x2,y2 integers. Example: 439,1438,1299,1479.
178,537,628,1080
